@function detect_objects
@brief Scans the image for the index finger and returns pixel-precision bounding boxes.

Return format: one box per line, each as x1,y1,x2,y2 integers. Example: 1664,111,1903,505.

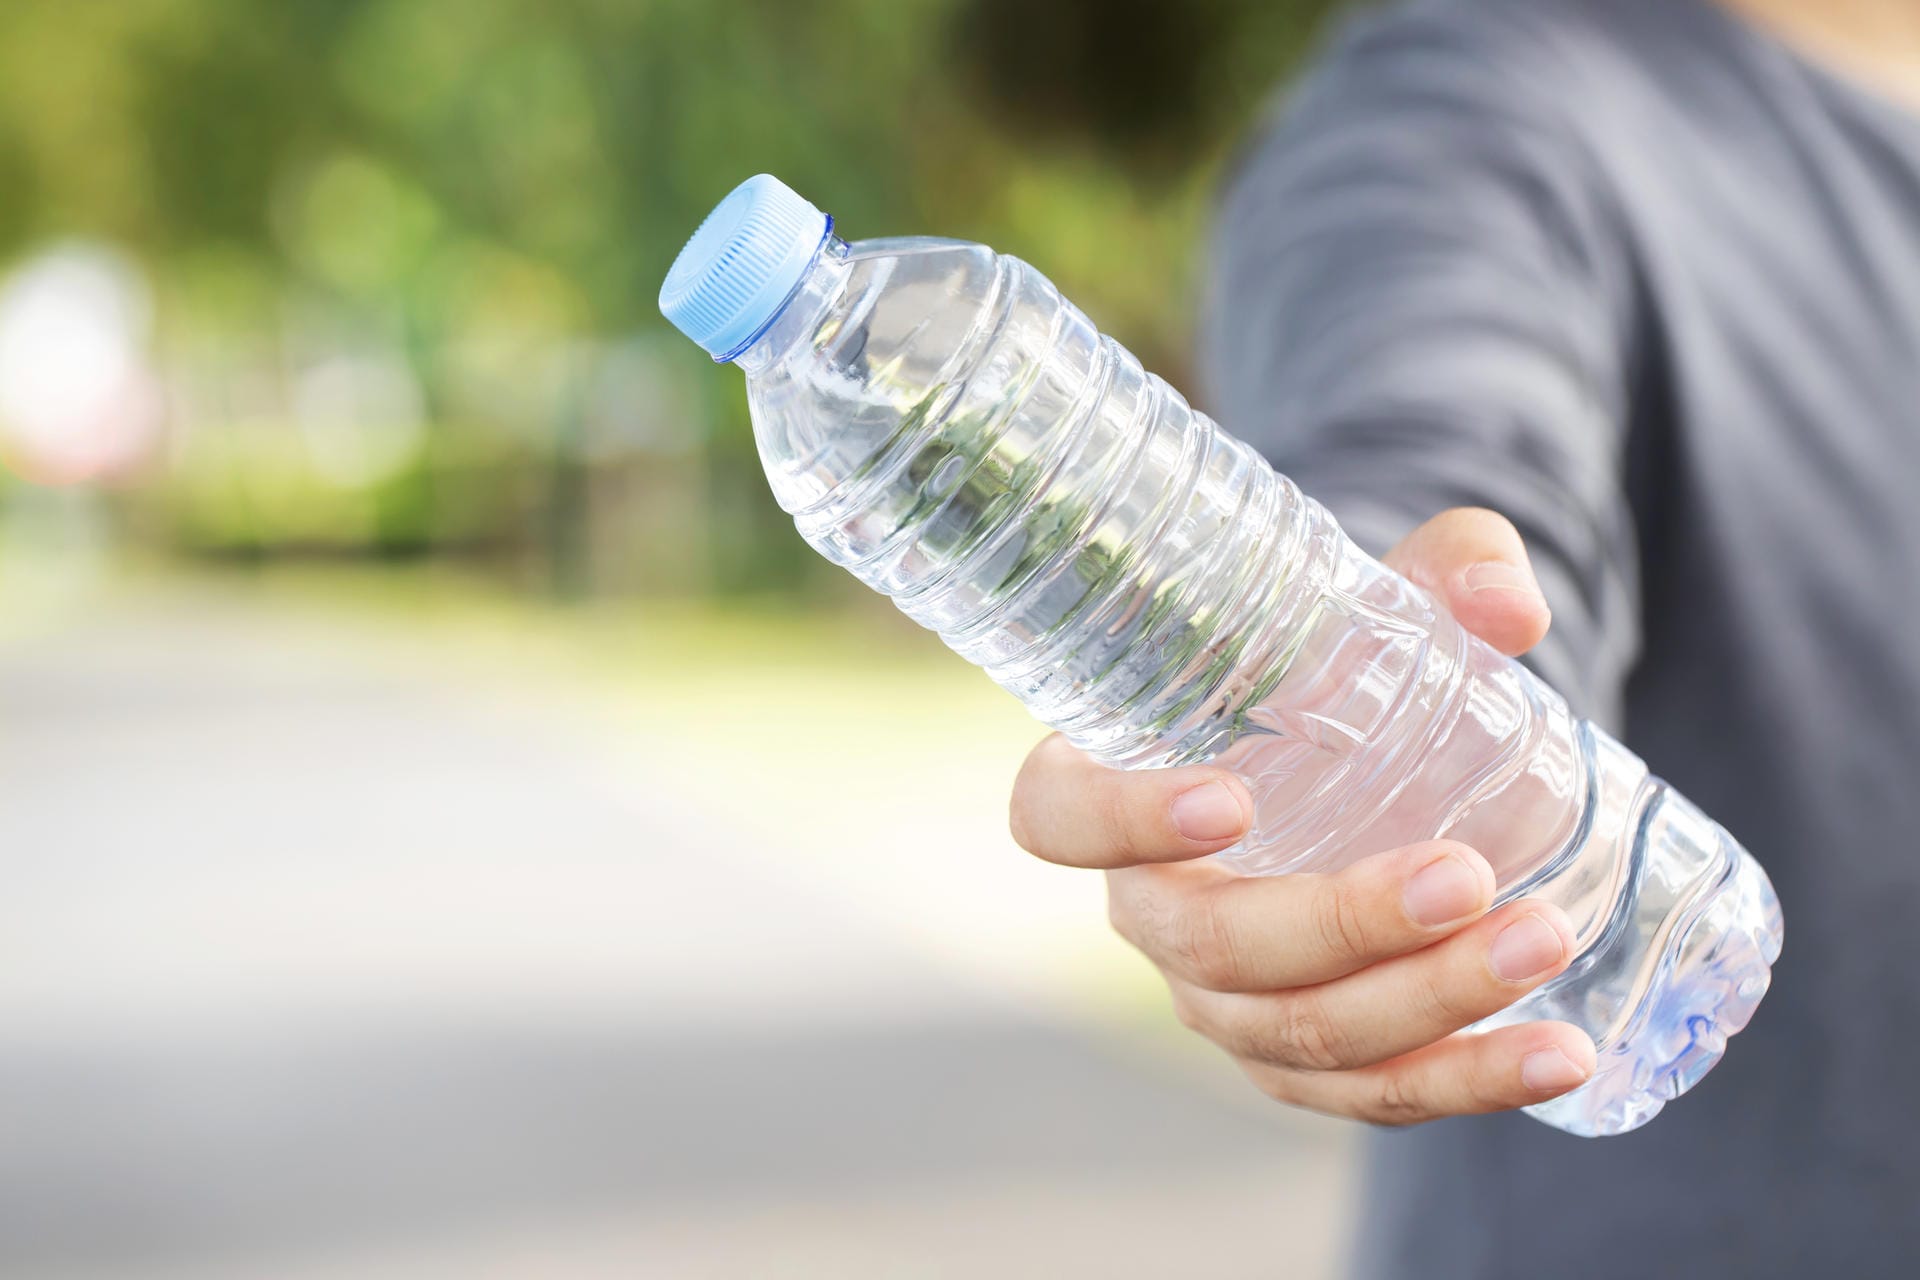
1009,733,1253,869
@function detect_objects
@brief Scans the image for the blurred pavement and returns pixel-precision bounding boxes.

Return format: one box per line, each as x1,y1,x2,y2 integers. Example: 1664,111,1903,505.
0,581,1357,1279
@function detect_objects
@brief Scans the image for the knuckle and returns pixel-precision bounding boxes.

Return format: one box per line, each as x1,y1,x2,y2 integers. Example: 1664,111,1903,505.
1411,964,1485,1029
1093,787,1148,864
1311,878,1375,968
1168,894,1246,990
1467,1042,1531,1110
1361,1072,1432,1127
1268,992,1364,1072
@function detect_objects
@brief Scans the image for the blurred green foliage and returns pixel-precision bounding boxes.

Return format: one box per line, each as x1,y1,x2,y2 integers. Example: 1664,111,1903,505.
0,0,1340,596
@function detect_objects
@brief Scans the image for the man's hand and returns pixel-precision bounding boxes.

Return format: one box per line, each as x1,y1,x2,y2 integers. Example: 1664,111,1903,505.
1008,507,1597,1125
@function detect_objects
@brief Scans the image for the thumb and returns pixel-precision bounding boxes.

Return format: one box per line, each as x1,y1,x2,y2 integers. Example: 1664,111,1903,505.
1383,507,1552,657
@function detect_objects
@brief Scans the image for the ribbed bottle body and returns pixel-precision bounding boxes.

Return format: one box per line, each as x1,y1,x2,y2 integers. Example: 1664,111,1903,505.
738,235,1780,1135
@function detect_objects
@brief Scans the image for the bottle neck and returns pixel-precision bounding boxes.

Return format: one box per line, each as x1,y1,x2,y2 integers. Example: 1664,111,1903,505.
732,235,851,376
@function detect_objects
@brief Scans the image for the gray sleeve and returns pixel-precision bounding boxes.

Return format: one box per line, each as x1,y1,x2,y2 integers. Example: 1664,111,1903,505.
1198,9,1640,727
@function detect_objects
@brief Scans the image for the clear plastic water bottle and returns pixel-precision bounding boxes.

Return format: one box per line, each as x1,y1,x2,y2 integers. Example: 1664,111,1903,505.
658,174,1782,1137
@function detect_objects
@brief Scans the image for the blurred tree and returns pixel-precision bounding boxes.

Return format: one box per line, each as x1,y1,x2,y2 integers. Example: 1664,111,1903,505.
0,0,1346,596
954,0,1338,171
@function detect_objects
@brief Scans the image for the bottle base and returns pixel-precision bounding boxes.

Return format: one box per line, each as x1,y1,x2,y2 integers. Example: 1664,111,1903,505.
1520,841,1783,1137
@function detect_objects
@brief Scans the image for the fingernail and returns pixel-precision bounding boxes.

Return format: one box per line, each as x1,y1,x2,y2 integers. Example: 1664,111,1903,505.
1463,561,1533,596
1170,781,1246,842
1402,853,1485,927
1489,912,1566,982
1522,1047,1590,1092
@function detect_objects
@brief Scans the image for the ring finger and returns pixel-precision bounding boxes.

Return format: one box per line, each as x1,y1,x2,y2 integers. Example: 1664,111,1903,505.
1167,898,1578,1073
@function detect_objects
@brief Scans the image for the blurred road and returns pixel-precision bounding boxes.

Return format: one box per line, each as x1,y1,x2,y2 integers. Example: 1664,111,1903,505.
0,583,1357,1279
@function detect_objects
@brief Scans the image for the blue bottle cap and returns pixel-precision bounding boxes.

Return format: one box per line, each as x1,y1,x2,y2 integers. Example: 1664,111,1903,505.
658,174,830,360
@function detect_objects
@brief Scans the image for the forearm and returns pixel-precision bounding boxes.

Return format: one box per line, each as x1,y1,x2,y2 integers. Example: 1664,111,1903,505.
1197,13,1644,724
